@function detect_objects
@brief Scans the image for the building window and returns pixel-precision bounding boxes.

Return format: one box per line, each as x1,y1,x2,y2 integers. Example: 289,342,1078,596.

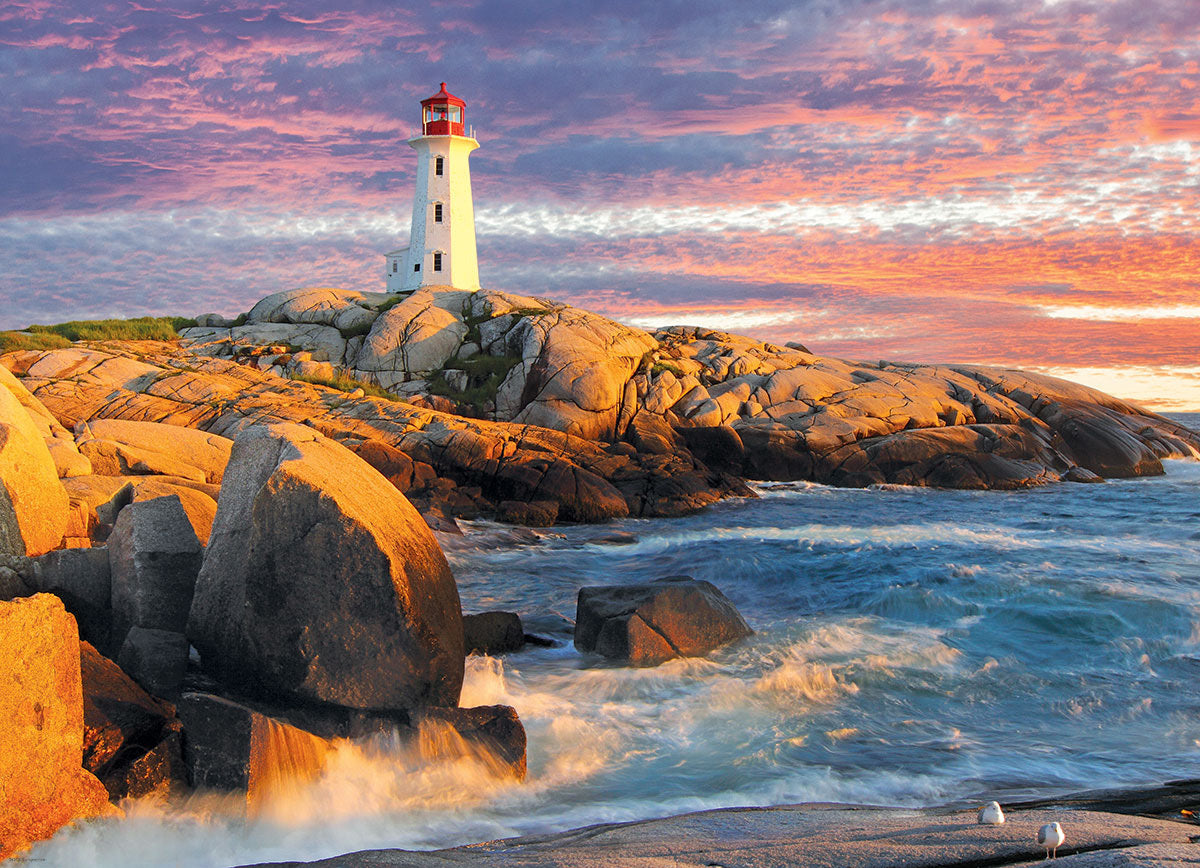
434,203,443,222
435,157,444,176
433,253,442,272
414,263,420,272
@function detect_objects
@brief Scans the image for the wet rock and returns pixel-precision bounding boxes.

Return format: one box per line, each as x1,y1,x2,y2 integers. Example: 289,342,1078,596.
27,547,112,647
575,576,753,667
187,422,464,712
117,627,188,701
417,705,527,780
0,595,112,859
177,692,330,796
817,424,1061,489
1065,466,1105,483
79,639,185,800
108,495,203,653
677,425,745,475
105,727,187,800
0,375,69,557
463,611,525,655
1042,403,1165,478
496,499,559,526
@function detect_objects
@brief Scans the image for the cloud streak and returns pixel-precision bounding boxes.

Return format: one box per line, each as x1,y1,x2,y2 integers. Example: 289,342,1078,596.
2,0,1199,407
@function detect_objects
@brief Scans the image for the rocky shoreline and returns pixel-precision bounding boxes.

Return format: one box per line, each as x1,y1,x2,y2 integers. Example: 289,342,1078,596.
2,286,1199,860
236,783,1200,867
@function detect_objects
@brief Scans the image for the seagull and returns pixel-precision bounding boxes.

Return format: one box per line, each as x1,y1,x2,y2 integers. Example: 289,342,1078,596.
977,801,1004,825
1038,821,1065,859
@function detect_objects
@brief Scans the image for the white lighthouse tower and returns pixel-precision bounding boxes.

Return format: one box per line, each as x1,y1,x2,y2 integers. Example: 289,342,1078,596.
385,83,480,292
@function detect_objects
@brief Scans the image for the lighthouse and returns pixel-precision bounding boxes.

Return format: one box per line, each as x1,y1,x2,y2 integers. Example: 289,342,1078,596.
385,83,480,292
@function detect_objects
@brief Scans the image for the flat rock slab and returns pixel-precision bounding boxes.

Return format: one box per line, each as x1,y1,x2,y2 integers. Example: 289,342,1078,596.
241,805,1199,867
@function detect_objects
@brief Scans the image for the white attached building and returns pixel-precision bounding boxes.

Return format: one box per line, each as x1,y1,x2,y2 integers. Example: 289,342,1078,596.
386,83,480,292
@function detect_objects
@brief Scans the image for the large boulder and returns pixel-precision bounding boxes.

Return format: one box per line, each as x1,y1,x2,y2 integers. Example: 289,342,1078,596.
108,495,203,653
0,595,112,859
500,299,657,441
574,576,753,667
246,287,380,336
355,288,471,387
76,418,233,484
187,422,464,711
0,378,69,556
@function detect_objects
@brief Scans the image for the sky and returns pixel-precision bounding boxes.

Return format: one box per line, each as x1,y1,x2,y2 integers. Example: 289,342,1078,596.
2,1,1199,409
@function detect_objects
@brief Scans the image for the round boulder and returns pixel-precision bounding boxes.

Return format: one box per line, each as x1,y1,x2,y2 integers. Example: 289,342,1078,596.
187,422,464,711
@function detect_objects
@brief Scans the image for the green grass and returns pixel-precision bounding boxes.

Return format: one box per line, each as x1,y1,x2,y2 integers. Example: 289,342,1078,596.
430,353,521,414
0,331,73,353
289,372,398,400
25,316,197,343
651,360,685,378
375,294,408,314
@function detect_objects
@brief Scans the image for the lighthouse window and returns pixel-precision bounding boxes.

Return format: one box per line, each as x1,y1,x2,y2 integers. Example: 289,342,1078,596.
449,107,461,122
435,157,444,176
433,253,442,272
434,203,443,222
413,263,420,272
391,260,397,274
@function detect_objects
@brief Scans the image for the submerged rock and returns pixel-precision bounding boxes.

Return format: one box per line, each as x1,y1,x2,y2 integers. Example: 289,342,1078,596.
0,595,112,859
187,422,464,711
574,576,753,667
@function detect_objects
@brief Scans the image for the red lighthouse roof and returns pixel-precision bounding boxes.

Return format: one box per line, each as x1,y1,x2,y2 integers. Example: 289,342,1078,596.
421,82,465,109
420,82,467,136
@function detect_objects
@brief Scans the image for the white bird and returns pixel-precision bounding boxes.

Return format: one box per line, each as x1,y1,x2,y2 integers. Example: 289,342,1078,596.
977,801,1005,825
1038,821,1065,859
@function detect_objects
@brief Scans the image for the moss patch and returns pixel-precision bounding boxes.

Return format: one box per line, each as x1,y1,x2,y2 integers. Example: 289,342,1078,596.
429,353,521,415
289,372,398,401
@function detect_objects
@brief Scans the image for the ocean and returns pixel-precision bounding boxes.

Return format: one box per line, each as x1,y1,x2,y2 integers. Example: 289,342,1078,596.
30,414,1200,867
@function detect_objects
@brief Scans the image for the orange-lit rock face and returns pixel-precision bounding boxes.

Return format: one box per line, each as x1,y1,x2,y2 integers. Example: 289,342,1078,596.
0,594,112,860
0,379,69,557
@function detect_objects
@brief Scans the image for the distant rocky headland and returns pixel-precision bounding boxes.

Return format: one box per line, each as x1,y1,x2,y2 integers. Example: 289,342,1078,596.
1,285,1197,859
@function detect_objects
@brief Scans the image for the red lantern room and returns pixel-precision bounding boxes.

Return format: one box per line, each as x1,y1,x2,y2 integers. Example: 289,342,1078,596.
421,82,466,136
